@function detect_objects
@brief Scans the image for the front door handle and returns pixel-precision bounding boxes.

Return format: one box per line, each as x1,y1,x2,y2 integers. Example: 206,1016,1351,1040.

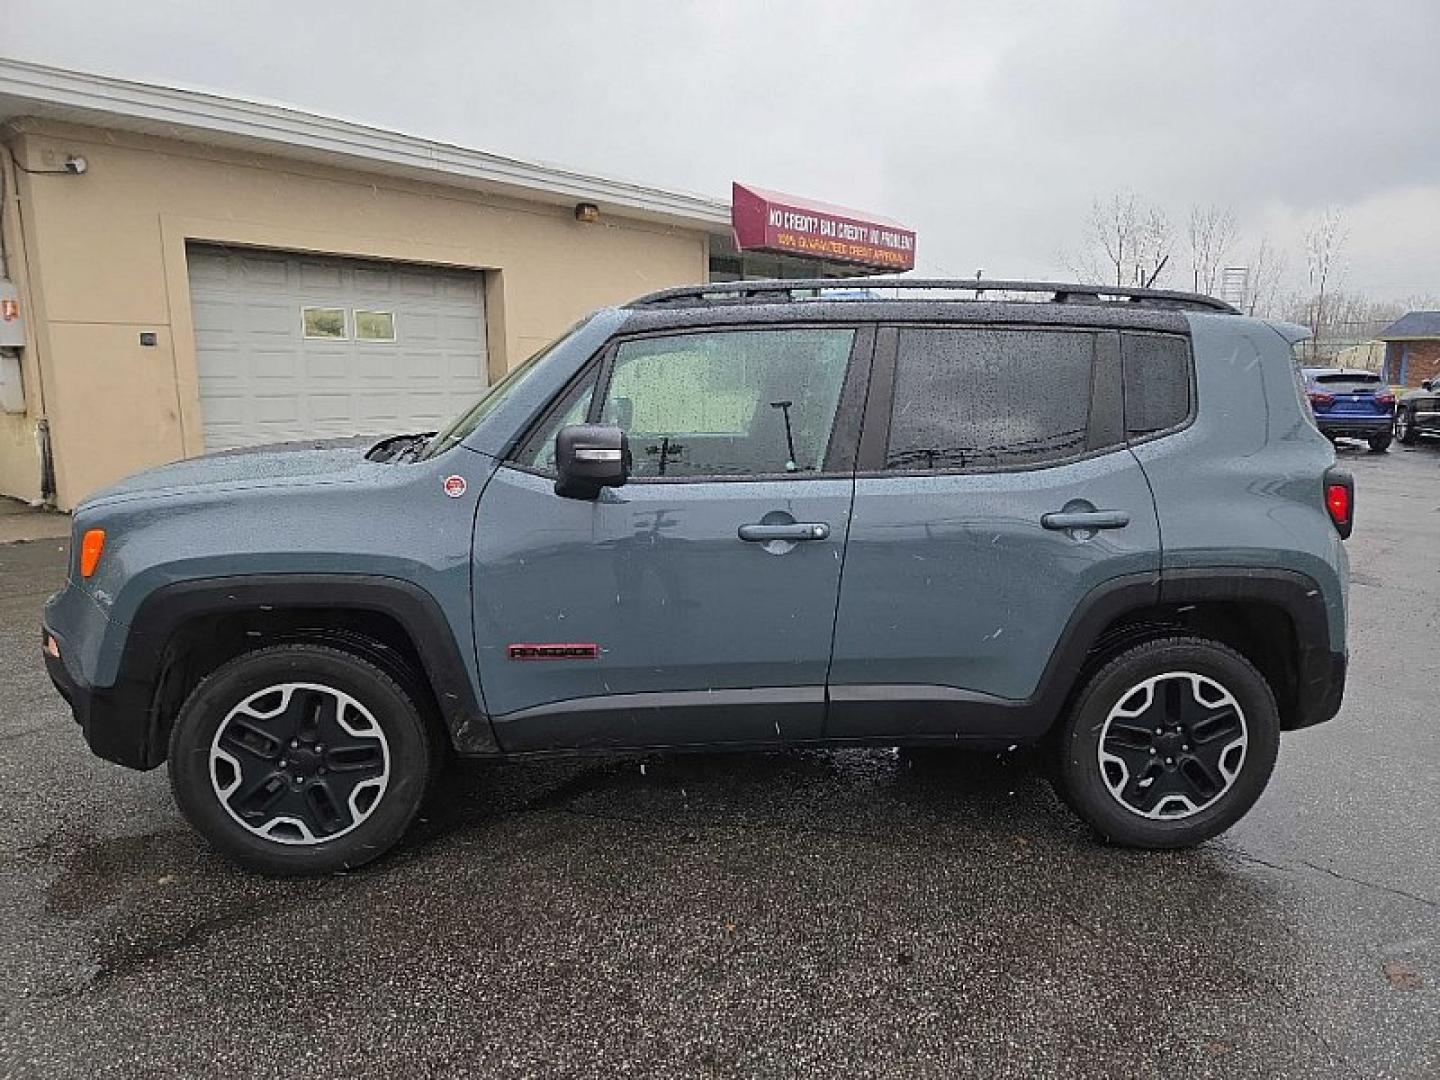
1041,510,1130,531
738,522,830,542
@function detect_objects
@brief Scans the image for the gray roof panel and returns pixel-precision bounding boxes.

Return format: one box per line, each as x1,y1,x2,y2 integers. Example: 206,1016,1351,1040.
1378,311,1440,340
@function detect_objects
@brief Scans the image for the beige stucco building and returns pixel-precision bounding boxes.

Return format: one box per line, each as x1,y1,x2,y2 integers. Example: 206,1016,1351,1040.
0,60,738,509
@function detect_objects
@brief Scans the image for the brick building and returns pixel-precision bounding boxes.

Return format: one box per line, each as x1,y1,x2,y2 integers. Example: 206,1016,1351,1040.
1379,312,1440,388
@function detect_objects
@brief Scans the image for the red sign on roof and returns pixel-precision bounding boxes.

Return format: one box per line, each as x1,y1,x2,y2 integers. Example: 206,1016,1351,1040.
731,182,916,271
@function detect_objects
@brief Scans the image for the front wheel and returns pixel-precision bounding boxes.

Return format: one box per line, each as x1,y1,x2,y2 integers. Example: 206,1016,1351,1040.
1396,408,1418,445
1052,636,1280,848
168,644,436,875
1369,431,1393,452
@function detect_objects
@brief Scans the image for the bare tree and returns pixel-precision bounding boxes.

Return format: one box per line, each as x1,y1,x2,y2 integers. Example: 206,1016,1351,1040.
1241,237,1286,318
1303,207,1347,360
1072,191,1175,288
1187,203,1239,295
1082,191,1138,286
1136,204,1174,288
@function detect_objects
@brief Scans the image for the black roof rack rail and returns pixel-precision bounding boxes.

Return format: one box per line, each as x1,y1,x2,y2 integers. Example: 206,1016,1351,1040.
627,277,1239,314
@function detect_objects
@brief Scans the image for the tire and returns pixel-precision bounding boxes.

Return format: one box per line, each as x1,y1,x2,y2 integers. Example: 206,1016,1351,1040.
1368,431,1393,452
1051,636,1280,849
1396,408,1418,445
168,644,437,875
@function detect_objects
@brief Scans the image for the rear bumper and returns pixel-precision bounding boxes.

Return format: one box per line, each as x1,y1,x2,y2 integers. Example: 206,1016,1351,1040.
42,626,161,770
1316,416,1392,438
1290,648,1347,731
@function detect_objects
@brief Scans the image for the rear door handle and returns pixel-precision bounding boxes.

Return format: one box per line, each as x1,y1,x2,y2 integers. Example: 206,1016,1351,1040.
738,522,830,542
1041,510,1130,531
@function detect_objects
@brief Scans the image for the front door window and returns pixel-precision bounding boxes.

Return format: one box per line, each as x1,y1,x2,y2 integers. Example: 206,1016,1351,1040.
598,329,855,478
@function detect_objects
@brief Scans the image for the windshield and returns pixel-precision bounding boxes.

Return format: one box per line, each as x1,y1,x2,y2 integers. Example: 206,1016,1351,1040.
421,319,591,459
1315,372,1381,386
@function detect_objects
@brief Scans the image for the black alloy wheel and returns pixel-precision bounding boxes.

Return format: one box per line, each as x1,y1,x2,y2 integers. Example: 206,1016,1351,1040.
169,644,436,875
1053,636,1280,848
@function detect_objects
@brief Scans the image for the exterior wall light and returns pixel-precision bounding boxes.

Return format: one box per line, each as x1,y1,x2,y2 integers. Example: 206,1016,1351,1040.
574,202,600,224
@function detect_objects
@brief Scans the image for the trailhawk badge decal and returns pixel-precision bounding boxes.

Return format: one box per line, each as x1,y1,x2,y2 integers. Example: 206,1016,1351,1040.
442,475,467,498
507,643,601,661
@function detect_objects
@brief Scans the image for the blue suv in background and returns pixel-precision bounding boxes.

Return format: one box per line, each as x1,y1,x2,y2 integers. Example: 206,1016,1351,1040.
43,279,1352,875
1302,367,1396,451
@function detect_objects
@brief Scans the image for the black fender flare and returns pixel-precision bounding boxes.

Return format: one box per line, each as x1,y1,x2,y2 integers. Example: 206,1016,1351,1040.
117,574,496,765
1158,566,1343,730
1037,566,1341,734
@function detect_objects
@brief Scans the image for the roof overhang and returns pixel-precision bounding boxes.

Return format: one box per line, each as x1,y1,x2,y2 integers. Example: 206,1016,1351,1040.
0,58,731,232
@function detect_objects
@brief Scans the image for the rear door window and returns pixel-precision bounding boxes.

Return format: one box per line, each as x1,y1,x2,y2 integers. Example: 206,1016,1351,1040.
884,327,1102,470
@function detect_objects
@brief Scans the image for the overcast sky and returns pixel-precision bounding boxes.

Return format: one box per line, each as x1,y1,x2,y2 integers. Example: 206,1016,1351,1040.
6,0,1438,302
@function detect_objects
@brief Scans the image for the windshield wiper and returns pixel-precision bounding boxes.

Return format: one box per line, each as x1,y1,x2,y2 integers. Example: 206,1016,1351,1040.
365,433,436,463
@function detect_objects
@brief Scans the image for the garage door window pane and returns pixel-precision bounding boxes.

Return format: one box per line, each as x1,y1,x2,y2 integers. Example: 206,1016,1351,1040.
355,310,396,342
887,328,1094,470
302,307,347,339
600,329,854,478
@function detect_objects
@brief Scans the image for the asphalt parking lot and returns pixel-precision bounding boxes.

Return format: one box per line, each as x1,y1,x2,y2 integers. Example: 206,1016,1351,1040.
1,443,1437,1079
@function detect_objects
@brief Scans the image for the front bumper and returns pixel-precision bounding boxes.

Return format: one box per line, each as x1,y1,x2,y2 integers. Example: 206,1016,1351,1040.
42,626,162,770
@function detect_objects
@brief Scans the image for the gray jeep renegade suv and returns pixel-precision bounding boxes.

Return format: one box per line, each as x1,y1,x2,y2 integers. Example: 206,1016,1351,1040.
42,279,1351,875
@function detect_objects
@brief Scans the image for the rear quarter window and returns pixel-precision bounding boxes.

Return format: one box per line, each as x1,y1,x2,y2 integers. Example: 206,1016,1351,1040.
1121,333,1192,438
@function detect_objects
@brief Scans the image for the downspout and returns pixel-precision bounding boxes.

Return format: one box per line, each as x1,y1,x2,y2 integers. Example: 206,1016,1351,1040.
1,137,56,505
0,142,8,282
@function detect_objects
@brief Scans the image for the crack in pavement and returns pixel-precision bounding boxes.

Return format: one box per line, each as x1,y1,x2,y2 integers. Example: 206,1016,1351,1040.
1231,848,1437,910
1296,859,1438,911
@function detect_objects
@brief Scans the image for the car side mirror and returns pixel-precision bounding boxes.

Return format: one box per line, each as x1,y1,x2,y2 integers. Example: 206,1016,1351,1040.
555,424,629,499
1423,379,1434,391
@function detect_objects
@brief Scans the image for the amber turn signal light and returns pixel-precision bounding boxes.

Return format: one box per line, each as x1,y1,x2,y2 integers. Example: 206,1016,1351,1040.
80,528,106,577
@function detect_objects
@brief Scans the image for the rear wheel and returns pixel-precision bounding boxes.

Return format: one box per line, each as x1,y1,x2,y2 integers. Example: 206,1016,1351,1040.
168,644,436,875
1368,431,1393,452
1052,636,1279,848
1396,408,1418,445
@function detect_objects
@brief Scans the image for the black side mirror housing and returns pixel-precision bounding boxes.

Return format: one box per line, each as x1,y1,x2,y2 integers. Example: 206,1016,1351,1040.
555,424,630,499
1423,379,1434,392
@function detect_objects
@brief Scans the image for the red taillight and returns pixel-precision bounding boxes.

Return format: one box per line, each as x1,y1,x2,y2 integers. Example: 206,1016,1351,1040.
1324,469,1354,538
1375,392,1395,406
1326,484,1349,522
1308,391,1334,407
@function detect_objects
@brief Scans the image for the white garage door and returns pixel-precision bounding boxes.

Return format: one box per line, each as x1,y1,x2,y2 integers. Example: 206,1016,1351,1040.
187,245,488,451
